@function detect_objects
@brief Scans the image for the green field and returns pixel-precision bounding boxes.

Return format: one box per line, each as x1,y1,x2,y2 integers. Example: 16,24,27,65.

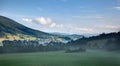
0,50,120,66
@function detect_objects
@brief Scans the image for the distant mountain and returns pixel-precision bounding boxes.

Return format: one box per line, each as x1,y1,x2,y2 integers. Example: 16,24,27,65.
50,32,70,35
82,33,99,37
50,32,83,40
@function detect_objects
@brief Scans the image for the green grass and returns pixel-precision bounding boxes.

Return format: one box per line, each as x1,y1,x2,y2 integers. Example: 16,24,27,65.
0,50,120,66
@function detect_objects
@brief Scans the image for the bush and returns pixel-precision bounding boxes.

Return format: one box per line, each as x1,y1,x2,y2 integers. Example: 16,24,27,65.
65,47,86,53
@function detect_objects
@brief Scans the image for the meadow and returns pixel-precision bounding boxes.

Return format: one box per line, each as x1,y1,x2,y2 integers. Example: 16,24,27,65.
0,50,120,66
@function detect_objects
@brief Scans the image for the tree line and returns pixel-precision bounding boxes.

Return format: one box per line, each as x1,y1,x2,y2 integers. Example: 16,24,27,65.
0,32,120,53
0,40,65,53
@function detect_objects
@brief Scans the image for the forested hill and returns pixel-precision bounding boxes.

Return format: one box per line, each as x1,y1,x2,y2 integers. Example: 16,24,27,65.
67,32,120,51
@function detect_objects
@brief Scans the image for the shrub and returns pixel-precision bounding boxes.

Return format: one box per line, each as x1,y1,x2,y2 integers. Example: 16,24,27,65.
65,47,86,53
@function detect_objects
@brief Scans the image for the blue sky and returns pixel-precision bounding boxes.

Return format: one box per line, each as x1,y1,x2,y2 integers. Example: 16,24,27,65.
0,0,120,34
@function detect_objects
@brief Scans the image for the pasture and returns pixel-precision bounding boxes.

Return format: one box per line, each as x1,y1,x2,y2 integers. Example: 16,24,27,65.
0,50,120,66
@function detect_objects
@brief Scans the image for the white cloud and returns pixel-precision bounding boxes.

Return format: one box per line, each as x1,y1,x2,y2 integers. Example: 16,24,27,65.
22,18,32,23
66,25,120,34
50,23,56,27
114,6,120,10
74,27,93,31
100,25,120,29
114,0,120,10
21,17,94,34
91,25,120,33
62,24,94,34
35,17,50,25
72,15,104,19
22,17,63,28
21,16,120,34
35,17,58,28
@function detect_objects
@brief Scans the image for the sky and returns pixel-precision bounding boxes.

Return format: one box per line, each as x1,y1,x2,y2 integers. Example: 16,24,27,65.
0,0,120,34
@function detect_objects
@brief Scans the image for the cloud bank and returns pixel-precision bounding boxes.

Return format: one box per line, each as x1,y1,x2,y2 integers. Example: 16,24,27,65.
22,16,120,34
114,6,120,10
22,17,63,28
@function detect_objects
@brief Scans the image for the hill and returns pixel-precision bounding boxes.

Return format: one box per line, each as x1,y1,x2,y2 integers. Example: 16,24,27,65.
0,16,51,40
67,32,120,51
51,32,83,41
0,16,80,43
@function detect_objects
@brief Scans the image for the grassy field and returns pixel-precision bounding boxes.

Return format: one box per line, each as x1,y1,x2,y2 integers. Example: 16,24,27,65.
0,50,120,66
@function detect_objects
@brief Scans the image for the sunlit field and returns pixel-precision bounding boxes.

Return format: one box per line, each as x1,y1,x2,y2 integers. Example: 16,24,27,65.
0,50,120,66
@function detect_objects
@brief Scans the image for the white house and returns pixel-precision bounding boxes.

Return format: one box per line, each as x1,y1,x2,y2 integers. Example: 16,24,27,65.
0,42,3,46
